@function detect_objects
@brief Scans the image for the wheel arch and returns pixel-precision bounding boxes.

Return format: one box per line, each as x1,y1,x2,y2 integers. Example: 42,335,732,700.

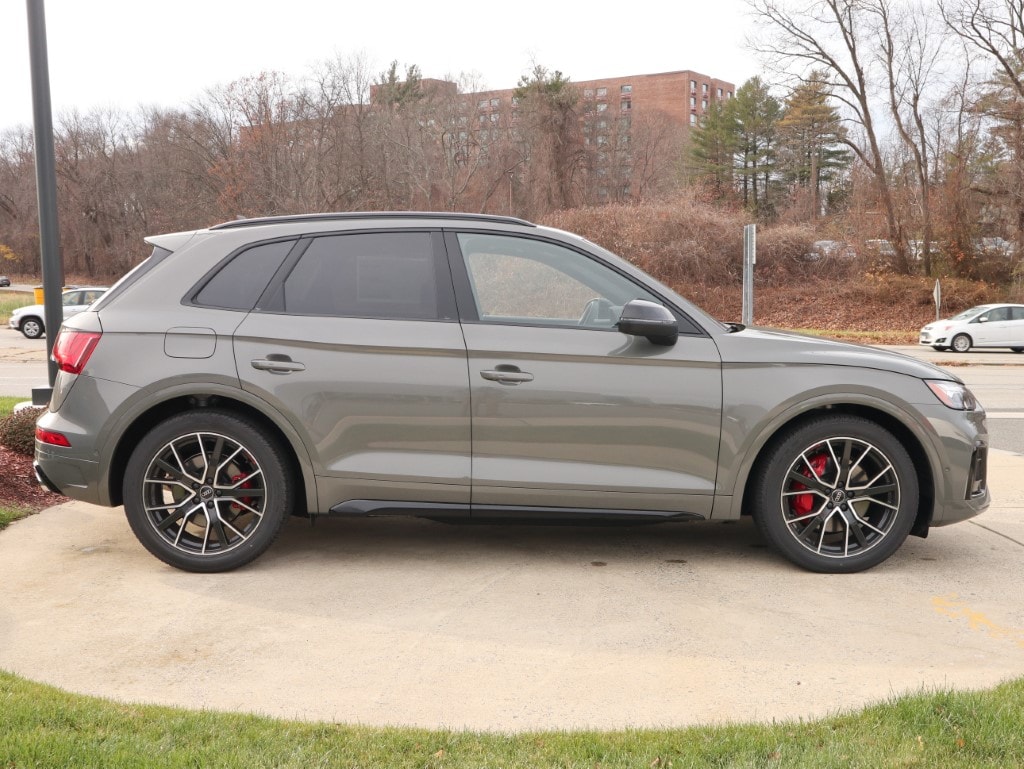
105,390,314,514
734,403,935,538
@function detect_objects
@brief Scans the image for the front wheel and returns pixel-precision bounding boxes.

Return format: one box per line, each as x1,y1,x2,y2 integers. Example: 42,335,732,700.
122,410,294,572
20,317,43,339
950,333,972,353
1011,347,1023,353
750,416,919,573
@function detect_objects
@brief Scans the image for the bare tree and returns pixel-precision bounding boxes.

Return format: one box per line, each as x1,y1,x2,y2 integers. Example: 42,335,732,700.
748,0,915,271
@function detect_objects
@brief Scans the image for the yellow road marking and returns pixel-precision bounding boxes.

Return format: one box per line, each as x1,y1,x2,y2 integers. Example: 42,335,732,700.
932,594,1024,649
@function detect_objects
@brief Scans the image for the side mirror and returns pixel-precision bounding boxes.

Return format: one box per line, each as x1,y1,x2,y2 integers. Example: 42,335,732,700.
617,299,678,346
978,316,988,323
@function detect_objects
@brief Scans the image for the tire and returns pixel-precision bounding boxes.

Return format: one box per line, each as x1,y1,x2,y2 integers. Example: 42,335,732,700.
122,410,294,572
1011,347,1023,353
750,415,919,573
950,333,972,353
931,345,946,351
20,317,43,339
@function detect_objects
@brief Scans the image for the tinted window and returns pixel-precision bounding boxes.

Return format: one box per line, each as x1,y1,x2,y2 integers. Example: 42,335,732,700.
282,233,439,320
62,291,83,306
195,240,294,310
984,307,1010,322
1010,307,1024,321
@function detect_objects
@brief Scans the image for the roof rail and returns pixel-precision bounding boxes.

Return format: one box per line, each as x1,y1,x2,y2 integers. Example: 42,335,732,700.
210,211,536,231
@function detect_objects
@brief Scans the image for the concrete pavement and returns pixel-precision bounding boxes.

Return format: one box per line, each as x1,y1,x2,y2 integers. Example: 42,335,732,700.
0,451,1021,731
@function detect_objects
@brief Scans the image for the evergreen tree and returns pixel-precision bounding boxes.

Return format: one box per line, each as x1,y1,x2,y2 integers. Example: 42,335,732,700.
732,77,781,215
777,72,850,219
688,99,738,200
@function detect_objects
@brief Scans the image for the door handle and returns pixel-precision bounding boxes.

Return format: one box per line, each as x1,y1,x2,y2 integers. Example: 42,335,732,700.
480,366,534,385
251,355,306,374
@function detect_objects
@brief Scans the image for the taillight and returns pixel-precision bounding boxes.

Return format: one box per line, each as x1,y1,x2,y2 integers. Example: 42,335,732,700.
36,426,71,447
52,330,101,375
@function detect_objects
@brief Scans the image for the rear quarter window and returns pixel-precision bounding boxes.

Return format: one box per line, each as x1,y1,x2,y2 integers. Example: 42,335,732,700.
194,240,296,311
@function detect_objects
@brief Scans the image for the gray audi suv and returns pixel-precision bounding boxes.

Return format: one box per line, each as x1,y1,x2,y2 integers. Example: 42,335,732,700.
34,212,989,573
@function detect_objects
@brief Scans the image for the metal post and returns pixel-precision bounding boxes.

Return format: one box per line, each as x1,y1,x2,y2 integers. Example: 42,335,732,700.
26,0,64,402
742,224,756,326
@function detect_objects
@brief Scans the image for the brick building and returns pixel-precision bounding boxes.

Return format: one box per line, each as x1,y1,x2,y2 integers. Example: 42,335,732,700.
469,69,735,132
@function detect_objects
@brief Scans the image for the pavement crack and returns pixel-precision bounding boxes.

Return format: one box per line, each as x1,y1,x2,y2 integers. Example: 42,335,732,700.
969,520,1024,548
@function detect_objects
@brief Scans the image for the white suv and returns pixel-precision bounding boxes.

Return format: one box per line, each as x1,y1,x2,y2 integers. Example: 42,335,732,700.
8,287,108,339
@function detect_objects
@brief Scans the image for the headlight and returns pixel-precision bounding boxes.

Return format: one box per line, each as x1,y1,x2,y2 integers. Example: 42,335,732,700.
926,380,979,411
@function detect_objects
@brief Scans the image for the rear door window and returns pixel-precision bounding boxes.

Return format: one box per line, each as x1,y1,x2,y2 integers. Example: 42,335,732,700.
281,232,444,320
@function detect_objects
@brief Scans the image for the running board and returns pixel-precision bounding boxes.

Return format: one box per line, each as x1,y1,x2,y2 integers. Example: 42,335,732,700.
328,499,704,522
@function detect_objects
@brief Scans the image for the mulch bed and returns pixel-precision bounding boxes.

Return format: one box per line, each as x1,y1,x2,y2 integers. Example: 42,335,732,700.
0,444,67,511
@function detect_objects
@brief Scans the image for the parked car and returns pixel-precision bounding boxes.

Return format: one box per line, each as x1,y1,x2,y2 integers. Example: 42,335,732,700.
920,304,1024,353
34,213,989,574
800,240,856,262
0,276,11,287
8,286,108,338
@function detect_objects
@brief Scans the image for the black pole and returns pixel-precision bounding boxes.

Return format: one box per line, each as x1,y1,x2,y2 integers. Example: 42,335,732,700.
26,0,64,402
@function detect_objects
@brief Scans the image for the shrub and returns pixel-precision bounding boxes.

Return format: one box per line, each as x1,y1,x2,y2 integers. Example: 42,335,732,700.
0,406,45,457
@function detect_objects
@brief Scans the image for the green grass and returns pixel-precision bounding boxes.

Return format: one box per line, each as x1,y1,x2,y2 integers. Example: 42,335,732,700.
0,671,1022,768
0,503,33,531
0,394,31,416
0,290,35,324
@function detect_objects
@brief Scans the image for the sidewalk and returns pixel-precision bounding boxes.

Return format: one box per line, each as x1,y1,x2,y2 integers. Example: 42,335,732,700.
0,451,1021,731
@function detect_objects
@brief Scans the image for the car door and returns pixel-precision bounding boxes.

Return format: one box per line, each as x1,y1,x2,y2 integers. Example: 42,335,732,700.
233,231,471,514
446,230,722,518
1006,307,1024,346
975,306,1010,346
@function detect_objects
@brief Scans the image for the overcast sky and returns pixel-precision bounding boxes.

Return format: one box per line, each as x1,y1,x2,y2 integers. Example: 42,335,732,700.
1,0,760,132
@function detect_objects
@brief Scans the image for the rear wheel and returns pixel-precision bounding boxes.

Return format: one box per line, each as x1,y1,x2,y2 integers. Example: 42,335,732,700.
951,333,972,353
20,317,43,339
751,416,919,573
122,410,293,572
1011,347,1023,353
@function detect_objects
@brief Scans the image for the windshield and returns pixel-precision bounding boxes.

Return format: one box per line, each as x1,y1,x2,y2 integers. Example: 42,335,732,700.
950,305,994,321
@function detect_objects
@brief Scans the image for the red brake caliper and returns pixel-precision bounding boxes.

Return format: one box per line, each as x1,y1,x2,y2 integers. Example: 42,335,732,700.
791,453,828,516
229,473,255,514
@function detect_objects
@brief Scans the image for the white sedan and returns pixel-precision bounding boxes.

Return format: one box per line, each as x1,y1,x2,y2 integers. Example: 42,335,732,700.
8,286,108,339
920,303,1024,352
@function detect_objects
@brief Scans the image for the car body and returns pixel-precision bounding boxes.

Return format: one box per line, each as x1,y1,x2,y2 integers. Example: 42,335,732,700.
800,240,856,262
34,213,989,574
0,276,10,287
919,304,1024,353
8,286,108,338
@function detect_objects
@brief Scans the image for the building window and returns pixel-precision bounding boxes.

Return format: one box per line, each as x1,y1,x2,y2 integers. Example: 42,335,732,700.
727,91,733,99
690,79,697,91
621,99,631,111
619,116,631,129
702,83,709,93
479,115,487,124
583,88,594,98
597,119,608,129
689,113,696,125
490,98,499,107
621,84,632,94
690,96,696,108
702,99,708,110
717,87,723,98
489,113,499,123
478,99,489,110
597,102,608,112
596,87,608,97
